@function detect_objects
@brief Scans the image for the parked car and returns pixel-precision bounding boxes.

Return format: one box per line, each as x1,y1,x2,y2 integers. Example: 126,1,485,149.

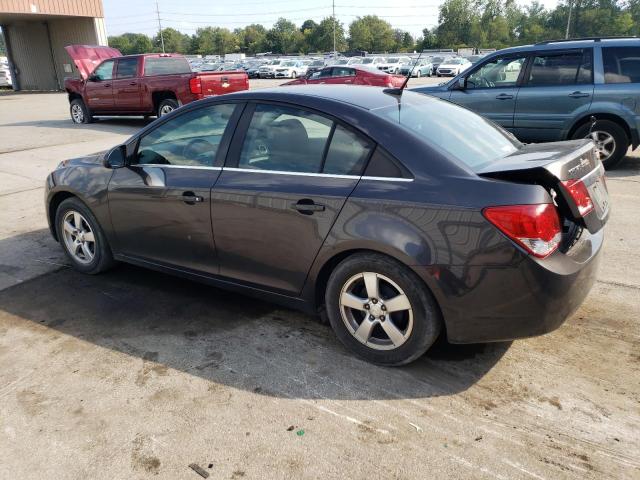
0,68,11,87
430,56,454,75
360,57,386,68
331,57,363,66
258,59,287,78
45,86,608,366
378,56,412,74
465,54,486,64
274,60,309,79
413,37,640,168
246,63,265,78
305,59,327,76
398,58,434,77
283,65,405,88
63,45,248,123
436,57,472,76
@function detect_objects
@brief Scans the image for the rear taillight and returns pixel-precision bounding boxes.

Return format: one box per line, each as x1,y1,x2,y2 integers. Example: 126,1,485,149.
189,77,202,94
561,179,594,216
483,204,561,258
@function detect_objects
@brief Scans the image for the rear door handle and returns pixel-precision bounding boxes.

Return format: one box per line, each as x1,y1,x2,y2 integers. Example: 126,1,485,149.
129,82,137,86
291,200,325,214
104,83,111,87
179,192,203,204
495,93,513,100
569,91,590,98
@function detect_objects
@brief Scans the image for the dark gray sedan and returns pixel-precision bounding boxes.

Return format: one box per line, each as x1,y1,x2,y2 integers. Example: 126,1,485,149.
45,86,609,365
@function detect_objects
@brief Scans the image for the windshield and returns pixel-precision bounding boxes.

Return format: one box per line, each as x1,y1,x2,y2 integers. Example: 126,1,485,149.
336,59,349,65
282,61,296,67
387,57,400,63
447,58,464,64
269,60,281,65
433,57,444,63
361,58,375,64
311,60,324,66
371,92,520,170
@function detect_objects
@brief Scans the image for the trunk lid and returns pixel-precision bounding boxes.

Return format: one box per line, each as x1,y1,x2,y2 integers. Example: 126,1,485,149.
64,45,122,80
479,139,610,234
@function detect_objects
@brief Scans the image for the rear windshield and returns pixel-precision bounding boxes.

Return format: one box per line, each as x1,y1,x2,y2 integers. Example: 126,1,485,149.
144,57,191,76
371,92,520,170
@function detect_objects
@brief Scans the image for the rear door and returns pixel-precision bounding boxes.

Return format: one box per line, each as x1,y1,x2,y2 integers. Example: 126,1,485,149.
108,102,242,273
84,59,116,111
211,102,374,293
514,49,594,142
112,57,142,111
325,67,356,84
450,54,528,129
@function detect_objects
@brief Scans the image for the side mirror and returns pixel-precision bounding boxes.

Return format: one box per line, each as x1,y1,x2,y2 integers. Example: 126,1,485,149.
453,77,466,90
87,74,99,82
104,145,127,169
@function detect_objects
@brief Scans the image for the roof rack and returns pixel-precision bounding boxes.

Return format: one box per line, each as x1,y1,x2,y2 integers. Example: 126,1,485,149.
535,36,639,45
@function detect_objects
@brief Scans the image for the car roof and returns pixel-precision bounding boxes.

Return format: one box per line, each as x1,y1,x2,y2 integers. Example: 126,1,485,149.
207,85,438,111
486,37,640,58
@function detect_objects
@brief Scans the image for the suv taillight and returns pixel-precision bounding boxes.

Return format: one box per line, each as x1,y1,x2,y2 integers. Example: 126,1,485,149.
483,204,561,258
189,77,202,94
561,178,594,216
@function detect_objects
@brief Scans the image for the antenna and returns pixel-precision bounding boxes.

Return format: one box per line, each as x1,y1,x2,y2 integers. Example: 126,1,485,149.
332,0,336,58
156,1,165,53
400,50,424,91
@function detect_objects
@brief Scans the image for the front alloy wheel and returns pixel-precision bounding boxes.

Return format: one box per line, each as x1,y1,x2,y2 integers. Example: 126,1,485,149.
340,272,413,350
61,210,96,264
71,103,84,123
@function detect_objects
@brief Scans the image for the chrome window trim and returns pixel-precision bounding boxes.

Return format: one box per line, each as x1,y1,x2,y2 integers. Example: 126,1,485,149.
223,167,413,182
134,164,222,170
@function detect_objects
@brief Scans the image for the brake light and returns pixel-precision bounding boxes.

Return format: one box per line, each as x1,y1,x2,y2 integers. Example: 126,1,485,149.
189,77,202,94
561,179,594,216
483,204,561,258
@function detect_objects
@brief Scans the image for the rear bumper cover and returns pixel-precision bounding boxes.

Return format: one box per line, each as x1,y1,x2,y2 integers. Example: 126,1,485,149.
416,228,603,344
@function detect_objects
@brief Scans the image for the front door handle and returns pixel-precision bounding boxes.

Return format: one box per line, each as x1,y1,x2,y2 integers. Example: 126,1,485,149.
179,192,203,204
104,83,111,87
291,199,325,214
495,93,513,100
129,82,137,86
569,91,590,98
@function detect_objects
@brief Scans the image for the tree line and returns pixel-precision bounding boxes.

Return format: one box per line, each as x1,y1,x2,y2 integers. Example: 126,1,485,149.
107,0,640,56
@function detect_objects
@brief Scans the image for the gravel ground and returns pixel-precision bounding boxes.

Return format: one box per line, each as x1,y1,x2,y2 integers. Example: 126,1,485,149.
0,88,638,480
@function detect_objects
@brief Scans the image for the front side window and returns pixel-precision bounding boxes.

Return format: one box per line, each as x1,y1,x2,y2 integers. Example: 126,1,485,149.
603,47,640,83
239,104,333,173
93,60,115,81
466,56,526,89
116,58,138,79
526,50,592,86
332,67,355,77
136,104,236,166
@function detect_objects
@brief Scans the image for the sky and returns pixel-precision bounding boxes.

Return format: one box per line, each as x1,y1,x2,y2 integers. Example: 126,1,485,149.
104,0,560,40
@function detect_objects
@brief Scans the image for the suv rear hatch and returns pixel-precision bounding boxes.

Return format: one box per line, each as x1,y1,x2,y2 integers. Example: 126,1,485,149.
479,139,610,235
65,45,122,80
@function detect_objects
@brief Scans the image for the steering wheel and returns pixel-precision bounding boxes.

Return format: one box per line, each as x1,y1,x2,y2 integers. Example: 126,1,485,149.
182,138,214,161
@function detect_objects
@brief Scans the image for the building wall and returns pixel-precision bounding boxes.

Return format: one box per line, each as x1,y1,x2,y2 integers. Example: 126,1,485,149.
0,0,102,17
5,17,101,90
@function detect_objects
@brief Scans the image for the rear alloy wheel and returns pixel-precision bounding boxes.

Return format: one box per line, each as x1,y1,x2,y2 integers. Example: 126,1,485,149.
416,70,422,78
572,119,628,169
55,197,115,274
69,98,93,124
157,98,179,117
325,253,441,366
291,71,297,78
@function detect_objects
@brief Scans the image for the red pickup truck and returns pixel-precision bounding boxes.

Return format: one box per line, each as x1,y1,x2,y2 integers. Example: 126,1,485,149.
64,45,249,124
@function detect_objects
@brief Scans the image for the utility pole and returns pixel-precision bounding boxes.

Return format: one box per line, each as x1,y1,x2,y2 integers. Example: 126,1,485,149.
156,1,165,53
565,0,572,39
332,0,336,58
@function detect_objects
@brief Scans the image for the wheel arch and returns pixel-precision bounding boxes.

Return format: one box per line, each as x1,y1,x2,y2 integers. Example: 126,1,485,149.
66,90,83,103
567,112,635,147
48,190,80,241
152,91,178,113
309,248,446,335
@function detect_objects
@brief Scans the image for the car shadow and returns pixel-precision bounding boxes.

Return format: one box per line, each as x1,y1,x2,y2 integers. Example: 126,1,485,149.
4,117,153,135
0,234,511,400
607,152,640,178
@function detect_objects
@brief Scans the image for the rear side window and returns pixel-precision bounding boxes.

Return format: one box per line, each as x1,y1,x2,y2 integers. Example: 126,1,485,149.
332,67,355,77
144,57,191,76
116,58,138,79
323,125,373,175
603,47,640,83
526,50,592,86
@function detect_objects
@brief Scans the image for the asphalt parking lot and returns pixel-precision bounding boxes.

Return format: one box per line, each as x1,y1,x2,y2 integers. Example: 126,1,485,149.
0,79,639,479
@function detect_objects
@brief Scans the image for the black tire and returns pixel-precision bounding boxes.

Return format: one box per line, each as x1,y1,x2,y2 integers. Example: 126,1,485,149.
55,197,115,274
416,70,422,78
69,98,93,124
325,253,441,366
157,98,179,118
572,119,628,169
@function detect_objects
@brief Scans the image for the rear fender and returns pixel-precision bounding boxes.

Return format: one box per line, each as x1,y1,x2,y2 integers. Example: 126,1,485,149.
564,102,637,145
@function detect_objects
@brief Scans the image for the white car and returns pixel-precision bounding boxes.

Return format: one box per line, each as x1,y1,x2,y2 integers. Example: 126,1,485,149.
0,66,12,87
378,56,412,74
360,57,386,69
274,60,309,79
258,59,287,78
436,58,472,77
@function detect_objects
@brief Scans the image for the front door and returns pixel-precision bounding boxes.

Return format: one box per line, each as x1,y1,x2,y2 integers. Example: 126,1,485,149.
108,102,241,274
211,103,374,293
449,54,528,129
513,49,594,142
112,57,142,111
84,59,116,111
